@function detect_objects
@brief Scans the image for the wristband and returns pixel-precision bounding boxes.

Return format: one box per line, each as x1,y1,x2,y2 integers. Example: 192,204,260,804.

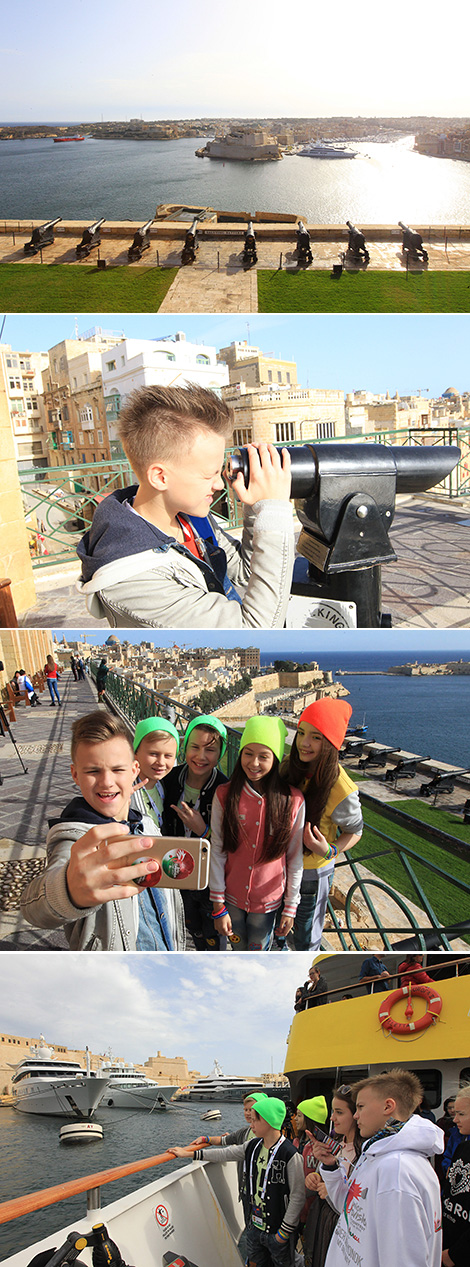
324,843,333,860
331,843,338,857
201,824,210,838
213,907,227,919
276,1228,290,1241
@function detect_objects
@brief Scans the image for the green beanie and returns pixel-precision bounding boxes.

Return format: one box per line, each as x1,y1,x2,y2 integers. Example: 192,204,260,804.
240,716,287,765
133,716,180,752
183,714,227,758
297,1096,328,1125
250,1094,286,1130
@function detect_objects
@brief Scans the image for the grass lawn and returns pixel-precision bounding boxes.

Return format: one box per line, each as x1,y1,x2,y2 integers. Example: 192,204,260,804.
391,797,470,844
0,264,177,312
257,269,470,312
348,802,470,934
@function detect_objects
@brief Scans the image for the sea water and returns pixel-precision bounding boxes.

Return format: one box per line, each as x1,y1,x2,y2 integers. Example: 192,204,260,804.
2,135,470,222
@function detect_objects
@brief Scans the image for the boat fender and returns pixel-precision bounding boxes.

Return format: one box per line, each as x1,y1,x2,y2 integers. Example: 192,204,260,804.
378,983,443,1035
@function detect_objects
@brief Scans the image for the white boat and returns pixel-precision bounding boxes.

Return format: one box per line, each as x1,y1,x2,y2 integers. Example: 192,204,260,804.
10,1040,108,1118
97,1060,176,1109
299,141,357,158
1,1153,245,1267
181,1059,265,1102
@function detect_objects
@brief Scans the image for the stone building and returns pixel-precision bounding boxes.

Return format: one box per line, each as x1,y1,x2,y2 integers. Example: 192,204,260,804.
42,329,124,468
223,381,345,447
0,344,49,474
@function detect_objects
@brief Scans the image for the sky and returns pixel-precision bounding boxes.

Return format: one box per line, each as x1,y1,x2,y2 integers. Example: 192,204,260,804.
0,953,316,1075
2,313,470,399
1,2,470,119
55,629,470,660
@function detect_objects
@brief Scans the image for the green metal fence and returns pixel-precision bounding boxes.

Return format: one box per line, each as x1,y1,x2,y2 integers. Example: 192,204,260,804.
19,424,470,569
92,663,470,952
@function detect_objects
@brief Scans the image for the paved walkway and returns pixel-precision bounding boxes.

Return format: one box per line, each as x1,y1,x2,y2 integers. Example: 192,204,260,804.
18,495,470,629
0,670,98,948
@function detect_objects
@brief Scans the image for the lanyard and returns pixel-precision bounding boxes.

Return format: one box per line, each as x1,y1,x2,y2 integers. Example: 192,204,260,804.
144,784,164,830
250,1136,284,1204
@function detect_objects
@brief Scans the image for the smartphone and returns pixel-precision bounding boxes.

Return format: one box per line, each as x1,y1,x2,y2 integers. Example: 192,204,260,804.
132,836,210,891
309,1123,343,1155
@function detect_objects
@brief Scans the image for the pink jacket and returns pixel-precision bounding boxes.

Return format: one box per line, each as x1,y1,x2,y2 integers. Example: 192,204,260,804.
210,779,305,915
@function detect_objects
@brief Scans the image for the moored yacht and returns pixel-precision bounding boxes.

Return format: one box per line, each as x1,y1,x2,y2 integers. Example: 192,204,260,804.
97,1060,176,1109
10,1039,108,1118
179,1059,266,1102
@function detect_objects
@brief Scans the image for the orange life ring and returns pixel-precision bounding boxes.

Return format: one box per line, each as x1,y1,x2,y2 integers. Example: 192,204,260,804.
378,983,443,1035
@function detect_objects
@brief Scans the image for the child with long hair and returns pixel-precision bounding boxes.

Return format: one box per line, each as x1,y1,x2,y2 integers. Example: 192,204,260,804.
302,1086,362,1267
282,698,363,951
210,716,305,951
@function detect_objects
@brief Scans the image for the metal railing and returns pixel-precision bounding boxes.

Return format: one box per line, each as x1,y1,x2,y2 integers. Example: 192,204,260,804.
91,663,241,776
18,424,470,568
93,664,470,950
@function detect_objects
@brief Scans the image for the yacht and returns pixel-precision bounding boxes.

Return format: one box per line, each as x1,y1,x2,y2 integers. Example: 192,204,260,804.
299,141,357,159
179,1060,266,1102
11,1039,108,1118
98,1060,176,1109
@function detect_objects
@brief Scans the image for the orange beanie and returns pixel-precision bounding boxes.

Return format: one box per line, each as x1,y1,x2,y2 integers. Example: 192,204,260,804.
298,698,352,750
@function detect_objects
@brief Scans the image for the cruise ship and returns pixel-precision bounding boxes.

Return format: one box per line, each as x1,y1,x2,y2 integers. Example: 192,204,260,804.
97,1060,176,1109
10,1040,108,1118
177,1060,269,1102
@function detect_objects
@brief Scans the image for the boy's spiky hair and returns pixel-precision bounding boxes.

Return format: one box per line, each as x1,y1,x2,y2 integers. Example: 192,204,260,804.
351,1067,424,1118
71,711,134,762
117,383,234,478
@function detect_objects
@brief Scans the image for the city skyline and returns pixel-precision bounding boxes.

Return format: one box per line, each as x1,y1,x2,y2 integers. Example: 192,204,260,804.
2,1,469,118
2,313,470,399
56,629,470,660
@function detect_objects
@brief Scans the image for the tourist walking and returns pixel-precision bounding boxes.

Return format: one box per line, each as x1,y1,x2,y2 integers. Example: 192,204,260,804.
44,655,61,708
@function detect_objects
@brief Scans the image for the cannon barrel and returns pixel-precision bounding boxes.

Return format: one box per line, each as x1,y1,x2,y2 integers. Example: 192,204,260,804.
185,218,199,240
128,219,154,260
346,220,360,234
227,442,461,497
138,218,154,235
245,220,256,239
24,217,62,255
36,216,62,233
399,220,425,246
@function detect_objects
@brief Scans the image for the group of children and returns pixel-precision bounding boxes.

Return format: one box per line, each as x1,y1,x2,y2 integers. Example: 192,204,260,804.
168,1071,470,1267
20,693,362,954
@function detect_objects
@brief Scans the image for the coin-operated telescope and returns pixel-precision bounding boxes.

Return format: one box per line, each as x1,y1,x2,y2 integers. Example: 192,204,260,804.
128,218,153,262
399,222,429,263
296,221,313,267
76,219,106,259
181,218,199,265
227,442,461,628
23,217,62,256
346,221,369,264
242,221,257,266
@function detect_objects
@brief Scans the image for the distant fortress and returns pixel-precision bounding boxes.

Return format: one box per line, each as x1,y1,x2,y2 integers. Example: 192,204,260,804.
336,661,470,677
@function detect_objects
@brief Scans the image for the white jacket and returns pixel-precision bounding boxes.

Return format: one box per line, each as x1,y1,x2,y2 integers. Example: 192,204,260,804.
321,1115,444,1267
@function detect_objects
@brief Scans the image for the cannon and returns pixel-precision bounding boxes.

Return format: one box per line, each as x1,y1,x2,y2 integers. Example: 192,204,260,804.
341,738,372,759
227,441,461,627
23,217,62,256
75,219,105,259
358,746,401,771
128,218,153,262
346,220,369,264
399,221,429,263
181,218,199,265
242,220,258,266
296,220,313,266
384,755,430,789
419,768,470,803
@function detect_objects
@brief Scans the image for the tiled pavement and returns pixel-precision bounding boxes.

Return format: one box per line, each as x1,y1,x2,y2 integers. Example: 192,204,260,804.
17,495,470,629
0,670,98,948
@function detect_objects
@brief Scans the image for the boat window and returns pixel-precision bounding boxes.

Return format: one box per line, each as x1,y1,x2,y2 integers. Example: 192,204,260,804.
409,1067,442,1110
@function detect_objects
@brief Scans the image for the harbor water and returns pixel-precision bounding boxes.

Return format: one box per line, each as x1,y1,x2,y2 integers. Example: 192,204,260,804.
261,651,470,770
0,1100,247,1260
2,135,470,223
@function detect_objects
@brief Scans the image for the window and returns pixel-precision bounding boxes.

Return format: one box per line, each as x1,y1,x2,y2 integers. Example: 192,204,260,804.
277,371,282,383
62,405,69,421
268,370,272,383
97,429,103,444
316,421,336,439
275,423,295,443
26,399,33,411
286,373,291,385
121,355,125,366
78,432,84,445
73,377,77,390
79,405,94,424
106,360,116,372
196,354,210,365
233,428,253,446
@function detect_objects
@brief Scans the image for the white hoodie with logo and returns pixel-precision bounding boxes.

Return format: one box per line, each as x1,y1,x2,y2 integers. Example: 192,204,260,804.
321,1115,444,1267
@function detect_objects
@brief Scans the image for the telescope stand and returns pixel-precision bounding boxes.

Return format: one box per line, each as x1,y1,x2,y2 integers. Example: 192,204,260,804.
0,704,29,785
291,558,392,628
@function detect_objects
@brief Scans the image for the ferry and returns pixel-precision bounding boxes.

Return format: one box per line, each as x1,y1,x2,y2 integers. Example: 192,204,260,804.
97,1060,176,1110
286,953,470,1110
53,135,84,142
10,1040,109,1118
1,956,467,1267
298,141,357,159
